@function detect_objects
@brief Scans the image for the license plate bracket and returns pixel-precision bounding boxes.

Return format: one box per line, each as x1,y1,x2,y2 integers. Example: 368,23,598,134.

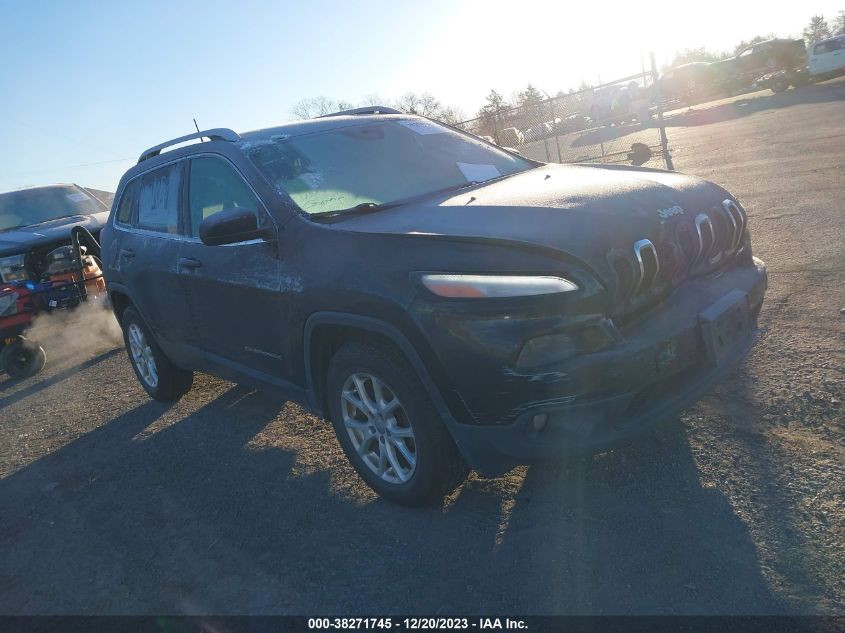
699,289,751,366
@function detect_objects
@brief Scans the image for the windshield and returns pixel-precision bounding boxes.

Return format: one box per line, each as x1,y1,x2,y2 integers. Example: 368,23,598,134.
240,119,534,215
0,185,104,231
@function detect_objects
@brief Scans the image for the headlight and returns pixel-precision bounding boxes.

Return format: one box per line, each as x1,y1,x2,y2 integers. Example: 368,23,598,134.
0,254,28,283
421,274,578,298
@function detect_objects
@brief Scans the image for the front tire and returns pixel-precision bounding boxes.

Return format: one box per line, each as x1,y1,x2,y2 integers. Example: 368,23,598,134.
121,306,192,401
326,341,468,506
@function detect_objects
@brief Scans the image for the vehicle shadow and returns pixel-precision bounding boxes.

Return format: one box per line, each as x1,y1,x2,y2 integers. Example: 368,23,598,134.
0,385,294,613
0,388,784,615
661,77,845,128
0,348,122,406
569,121,649,148
692,369,845,613
434,419,784,615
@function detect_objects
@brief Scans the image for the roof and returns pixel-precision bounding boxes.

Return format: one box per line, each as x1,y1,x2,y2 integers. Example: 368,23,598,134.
237,113,413,144
122,109,420,183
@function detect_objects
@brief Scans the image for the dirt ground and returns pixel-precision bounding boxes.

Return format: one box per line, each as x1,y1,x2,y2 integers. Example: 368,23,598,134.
1,79,843,616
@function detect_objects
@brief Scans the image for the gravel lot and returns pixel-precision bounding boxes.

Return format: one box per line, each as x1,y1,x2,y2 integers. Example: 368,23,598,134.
1,79,843,615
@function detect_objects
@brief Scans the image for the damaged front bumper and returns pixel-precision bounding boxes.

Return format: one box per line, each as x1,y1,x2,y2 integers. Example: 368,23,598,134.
436,259,767,475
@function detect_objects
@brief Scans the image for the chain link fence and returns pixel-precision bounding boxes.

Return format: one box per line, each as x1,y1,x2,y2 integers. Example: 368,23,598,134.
455,62,674,170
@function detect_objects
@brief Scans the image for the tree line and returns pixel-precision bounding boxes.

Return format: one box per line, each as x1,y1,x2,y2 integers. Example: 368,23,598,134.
291,11,845,127
289,92,465,126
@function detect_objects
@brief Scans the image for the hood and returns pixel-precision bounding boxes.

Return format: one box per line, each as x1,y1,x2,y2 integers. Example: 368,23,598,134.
330,163,735,281
0,211,109,258
327,163,748,318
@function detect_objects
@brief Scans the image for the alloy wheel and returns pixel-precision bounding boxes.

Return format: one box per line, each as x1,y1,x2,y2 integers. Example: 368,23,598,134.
340,372,417,484
127,323,159,388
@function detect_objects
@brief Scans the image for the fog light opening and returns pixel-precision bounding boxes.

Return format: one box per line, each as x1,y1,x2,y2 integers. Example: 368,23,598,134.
531,413,548,432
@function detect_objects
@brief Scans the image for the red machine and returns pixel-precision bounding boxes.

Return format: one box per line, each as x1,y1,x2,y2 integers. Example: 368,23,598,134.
0,227,103,378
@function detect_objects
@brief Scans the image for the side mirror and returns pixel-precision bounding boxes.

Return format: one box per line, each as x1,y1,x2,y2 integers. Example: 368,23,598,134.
199,208,272,246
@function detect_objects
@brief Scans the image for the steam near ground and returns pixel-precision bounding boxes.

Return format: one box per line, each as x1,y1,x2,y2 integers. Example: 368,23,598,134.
24,299,123,362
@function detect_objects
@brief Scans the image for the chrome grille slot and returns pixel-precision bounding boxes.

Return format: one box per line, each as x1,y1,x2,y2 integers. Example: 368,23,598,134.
694,213,716,265
708,208,729,265
721,199,746,251
632,239,660,293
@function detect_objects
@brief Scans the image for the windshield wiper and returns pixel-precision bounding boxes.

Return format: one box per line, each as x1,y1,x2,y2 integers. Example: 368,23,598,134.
312,202,398,220
311,182,483,222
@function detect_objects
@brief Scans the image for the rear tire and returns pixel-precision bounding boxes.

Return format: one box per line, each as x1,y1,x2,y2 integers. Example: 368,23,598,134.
121,306,192,401
326,340,468,506
1,337,47,379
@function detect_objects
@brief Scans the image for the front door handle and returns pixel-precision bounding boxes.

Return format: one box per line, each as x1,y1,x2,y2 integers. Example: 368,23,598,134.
119,248,135,260
178,257,202,271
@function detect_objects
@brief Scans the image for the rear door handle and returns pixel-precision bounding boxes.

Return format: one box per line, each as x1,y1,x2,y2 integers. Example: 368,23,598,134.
178,257,202,271
119,248,135,260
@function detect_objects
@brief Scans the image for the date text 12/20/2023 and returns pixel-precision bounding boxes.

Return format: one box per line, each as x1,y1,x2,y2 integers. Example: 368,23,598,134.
307,618,528,630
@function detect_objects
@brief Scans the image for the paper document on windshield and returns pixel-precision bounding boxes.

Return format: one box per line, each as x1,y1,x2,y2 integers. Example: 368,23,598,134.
456,162,501,183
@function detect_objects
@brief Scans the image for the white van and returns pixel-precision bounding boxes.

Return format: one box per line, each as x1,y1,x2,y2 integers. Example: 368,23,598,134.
808,35,845,78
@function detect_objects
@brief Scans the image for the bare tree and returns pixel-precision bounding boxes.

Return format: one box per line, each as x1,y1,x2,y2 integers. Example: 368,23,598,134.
290,96,346,119
360,93,387,106
291,92,462,124
394,92,444,117
803,15,832,44
437,105,466,126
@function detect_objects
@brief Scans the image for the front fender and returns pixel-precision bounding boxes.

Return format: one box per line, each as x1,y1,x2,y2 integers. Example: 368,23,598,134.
303,311,465,430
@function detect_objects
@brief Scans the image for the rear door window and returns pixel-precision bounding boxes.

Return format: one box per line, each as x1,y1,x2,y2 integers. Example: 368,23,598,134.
115,178,140,225
137,163,183,234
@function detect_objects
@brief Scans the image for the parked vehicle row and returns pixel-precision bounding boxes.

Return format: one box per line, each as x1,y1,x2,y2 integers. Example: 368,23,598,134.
655,36,845,105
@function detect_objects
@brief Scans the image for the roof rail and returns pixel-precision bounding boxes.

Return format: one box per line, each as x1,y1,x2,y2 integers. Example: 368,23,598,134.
318,106,403,118
138,128,241,163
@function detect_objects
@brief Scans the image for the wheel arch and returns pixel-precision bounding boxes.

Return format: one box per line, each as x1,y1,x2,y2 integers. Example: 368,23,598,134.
108,284,134,322
303,312,457,427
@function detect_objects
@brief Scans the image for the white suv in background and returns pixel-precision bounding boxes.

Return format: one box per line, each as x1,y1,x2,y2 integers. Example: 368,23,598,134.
808,35,845,78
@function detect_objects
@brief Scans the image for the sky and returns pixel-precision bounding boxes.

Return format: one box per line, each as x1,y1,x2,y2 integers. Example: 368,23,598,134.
1,0,841,192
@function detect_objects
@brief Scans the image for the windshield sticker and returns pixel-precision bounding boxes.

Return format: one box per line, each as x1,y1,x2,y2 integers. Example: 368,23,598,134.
398,120,444,135
456,162,501,182
66,192,90,202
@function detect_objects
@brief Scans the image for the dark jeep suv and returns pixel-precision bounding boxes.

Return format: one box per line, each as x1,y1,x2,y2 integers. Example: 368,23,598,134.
102,108,767,505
